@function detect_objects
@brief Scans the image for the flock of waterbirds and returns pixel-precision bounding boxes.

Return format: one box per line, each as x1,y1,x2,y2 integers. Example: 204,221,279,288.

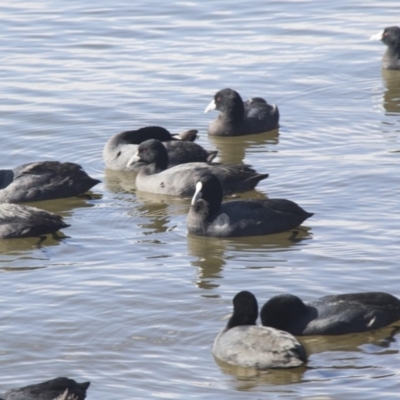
0,25,399,399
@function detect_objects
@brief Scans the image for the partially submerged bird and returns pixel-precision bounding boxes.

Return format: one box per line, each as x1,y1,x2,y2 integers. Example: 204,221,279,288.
187,173,312,237
0,203,69,239
212,291,307,369
0,161,100,203
128,139,268,196
205,88,279,136
370,26,400,70
261,292,400,335
0,377,90,400
103,126,217,170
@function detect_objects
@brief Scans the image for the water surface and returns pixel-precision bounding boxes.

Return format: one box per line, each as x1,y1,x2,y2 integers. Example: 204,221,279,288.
1,0,400,398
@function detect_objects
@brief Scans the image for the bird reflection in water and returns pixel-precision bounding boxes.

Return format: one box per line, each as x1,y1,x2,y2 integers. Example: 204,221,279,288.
382,69,400,115
208,128,279,165
187,228,312,291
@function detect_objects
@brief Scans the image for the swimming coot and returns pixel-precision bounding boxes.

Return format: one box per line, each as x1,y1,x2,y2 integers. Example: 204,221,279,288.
370,26,400,70
212,291,307,369
103,126,217,170
260,292,400,335
0,203,70,239
187,173,312,237
204,88,279,136
128,139,268,196
0,161,100,203
0,377,90,400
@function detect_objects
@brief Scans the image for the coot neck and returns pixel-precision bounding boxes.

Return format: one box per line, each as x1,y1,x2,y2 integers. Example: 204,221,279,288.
227,312,256,329
386,46,400,60
141,156,168,175
201,187,223,220
226,99,245,123
227,291,259,330
154,150,169,172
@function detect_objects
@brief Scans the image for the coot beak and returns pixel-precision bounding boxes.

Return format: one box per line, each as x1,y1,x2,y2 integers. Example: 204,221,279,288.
204,99,216,113
370,31,384,41
126,152,141,167
191,181,203,205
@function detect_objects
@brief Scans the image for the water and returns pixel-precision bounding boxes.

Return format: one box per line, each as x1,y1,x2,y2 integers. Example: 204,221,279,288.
1,0,400,398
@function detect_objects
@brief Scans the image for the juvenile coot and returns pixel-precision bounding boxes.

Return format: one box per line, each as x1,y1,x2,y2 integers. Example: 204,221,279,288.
103,126,217,170
187,173,312,237
128,139,268,196
212,291,307,369
261,292,400,335
0,161,100,203
370,26,400,70
0,377,90,400
0,203,69,239
204,88,279,136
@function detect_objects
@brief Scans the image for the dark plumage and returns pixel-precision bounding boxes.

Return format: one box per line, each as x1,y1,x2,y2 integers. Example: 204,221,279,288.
187,174,312,237
212,291,306,369
0,161,100,203
260,292,400,335
103,126,217,170
370,26,400,70
0,203,69,239
0,377,90,400
204,88,279,136
128,139,268,196
163,140,217,167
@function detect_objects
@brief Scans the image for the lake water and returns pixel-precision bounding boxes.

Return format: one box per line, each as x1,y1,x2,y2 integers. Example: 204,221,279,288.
1,0,400,398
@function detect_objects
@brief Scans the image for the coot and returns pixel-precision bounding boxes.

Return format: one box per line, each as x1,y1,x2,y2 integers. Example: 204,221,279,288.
205,88,279,136
187,173,312,237
370,26,400,70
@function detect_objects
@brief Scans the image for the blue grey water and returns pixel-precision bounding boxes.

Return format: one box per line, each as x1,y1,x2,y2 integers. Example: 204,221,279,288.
0,0,400,398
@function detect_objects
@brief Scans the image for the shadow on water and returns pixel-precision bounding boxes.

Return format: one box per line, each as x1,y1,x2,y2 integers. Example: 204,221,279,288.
382,69,400,115
132,200,175,235
21,192,101,215
208,129,279,165
103,169,137,194
213,355,306,387
187,228,313,291
0,234,67,257
104,169,181,234
300,324,400,356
